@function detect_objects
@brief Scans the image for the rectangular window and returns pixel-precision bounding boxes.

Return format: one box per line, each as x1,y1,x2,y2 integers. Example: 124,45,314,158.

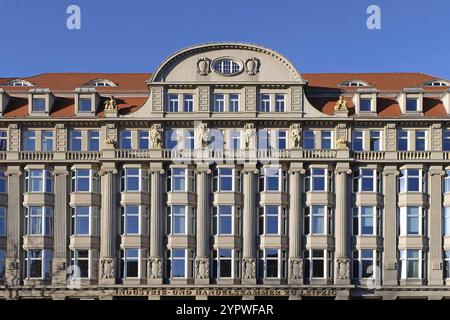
72,169,97,192
138,131,150,149
257,129,270,150
183,94,193,112
399,169,422,192
119,130,132,149
352,130,363,151
258,249,286,279
168,249,192,279
0,171,6,193
353,168,378,192
445,207,450,236
121,168,143,192
72,206,97,236
70,250,89,279
26,169,52,193
121,205,147,235
311,205,325,235
370,131,381,151
171,168,187,192
275,94,285,112
215,168,233,192
25,249,52,279
352,206,377,235
397,130,408,151
167,94,179,112
259,206,286,235
443,130,450,151
321,131,332,150
400,249,421,279
165,130,178,149
399,206,423,236
0,249,5,278
229,94,239,112
26,206,52,235
352,250,376,280
23,131,36,151
88,131,100,151
78,98,92,112
121,249,139,279
213,94,225,112
32,98,46,112
184,130,195,150
41,131,54,151
213,205,233,235
0,207,5,236
168,206,194,235
259,94,270,112
0,131,7,151
70,131,82,151
415,130,426,151
213,249,240,279
406,98,418,112
304,250,327,279
360,98,372,112
277,131,287,150
230,130,241,150
311,168,327,192
303,130,315,150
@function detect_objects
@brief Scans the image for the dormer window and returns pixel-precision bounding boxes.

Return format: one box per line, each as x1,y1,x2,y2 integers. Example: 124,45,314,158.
78,98,92,112
406,98,418,112
359,98,372,112
340,80,368,87
32,98,46,112
85,79,117,87
3,79,34,87
422,80,450,87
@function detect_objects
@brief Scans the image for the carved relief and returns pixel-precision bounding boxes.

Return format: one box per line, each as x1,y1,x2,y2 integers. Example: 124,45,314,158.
242,257,256,279
100,258,115,279
197,58,211,76
55,261,66,271
335,258,350,280
245,58,260,75
104,96,118,111
148,257,162,279
196,123,209,148
289,124,301,149
195,257,209,279
244,123,256,149
150,124,163,149
289,258,303,280
336,138,348,150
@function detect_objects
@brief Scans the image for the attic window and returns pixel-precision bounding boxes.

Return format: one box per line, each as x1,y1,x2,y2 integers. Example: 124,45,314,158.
3,79,34,87
85,79,117,87
422,80,449,87
340,80,368,87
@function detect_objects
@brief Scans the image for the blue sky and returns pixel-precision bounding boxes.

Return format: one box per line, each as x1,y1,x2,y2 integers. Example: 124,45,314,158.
0,0,449,79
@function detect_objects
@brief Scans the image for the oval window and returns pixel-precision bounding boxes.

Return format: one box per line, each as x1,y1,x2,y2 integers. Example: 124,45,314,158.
212,58,242,76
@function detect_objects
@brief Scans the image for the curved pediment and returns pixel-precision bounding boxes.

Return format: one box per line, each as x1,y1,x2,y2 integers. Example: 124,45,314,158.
150,42,304,83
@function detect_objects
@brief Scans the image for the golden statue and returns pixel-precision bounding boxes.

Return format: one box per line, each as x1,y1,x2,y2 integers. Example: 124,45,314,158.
335,95,348,112
336,138,348,150
104,96,117,111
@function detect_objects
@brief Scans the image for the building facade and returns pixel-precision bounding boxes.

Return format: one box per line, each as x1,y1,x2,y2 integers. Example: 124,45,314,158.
1,43,450,300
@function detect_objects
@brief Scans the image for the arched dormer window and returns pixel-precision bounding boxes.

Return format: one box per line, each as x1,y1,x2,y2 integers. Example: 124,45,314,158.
85,79,117,87
339,80,369,87
3,79,34,87
421,79,450,87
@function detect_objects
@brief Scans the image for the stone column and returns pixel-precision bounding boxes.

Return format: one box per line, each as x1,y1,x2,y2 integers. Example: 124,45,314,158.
195,163,211,284
98,163,118,284
5,166,22,286
148,163,164,284
52,166,69,285
382,166,399,285
334,163,351,285
288,163,305,284
242,163,258,284
429,166,444,285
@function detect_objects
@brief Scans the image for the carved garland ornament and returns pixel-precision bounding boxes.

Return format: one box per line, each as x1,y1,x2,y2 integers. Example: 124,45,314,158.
197,57,211,76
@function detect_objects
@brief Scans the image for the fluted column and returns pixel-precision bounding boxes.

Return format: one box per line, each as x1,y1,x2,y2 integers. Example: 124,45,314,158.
242,163,257,284
429,166,444,285
99,163,118,285
52,166,69,285
288,163,305,284
148,163,164,284
195,163,211,284
5,166,22,286
382,166,399,285
334,163,351,285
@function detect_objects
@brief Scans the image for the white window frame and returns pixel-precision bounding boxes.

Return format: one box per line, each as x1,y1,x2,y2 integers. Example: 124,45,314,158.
24,249,52,279
352,206,380,236
183,94,194,112
70,250,90,279
121,248,140,279
321,131,333,150
213,249,240,279
26,169,53,193
121,205,148,235
71,206,98,236
167,249,194,279
168,205,195,235
258,248,286,279
72,169,98,193
399,206,424,236
259,94,271,112
167,94,179,112
229,94,239,112
275,94,285,112
399,249,423,279
213,94,225,112
121,168,145,192
258,205,287,236
399,169,424,193
26,206,53,236
352,249,379,281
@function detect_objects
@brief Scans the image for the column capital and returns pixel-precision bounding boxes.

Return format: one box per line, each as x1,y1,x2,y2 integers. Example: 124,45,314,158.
149,168,165,174
382,166,399,176
52,169,69,177
429,165,445,176
289,162,305,175
334,163,352,175
99,168,118,176
6,169,22,177
195,168,211,175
